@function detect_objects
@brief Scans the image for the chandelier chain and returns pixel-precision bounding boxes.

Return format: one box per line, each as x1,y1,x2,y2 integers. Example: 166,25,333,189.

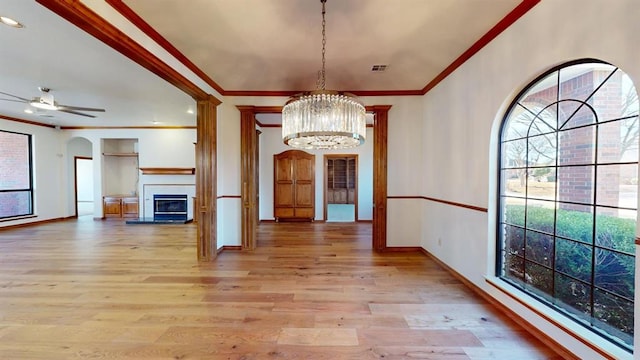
320,0,326,90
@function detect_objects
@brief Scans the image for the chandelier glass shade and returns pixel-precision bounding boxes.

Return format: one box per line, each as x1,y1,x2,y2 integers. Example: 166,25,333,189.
282,0,366,150
282,90,366,149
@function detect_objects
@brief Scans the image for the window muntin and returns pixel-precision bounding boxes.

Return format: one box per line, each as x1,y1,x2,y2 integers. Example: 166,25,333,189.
0,130,33,219
498,60,638,350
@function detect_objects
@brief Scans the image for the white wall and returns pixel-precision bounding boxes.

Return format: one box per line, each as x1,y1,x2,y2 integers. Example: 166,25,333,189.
0,121,65,227
419,1,640,359
64,128,196,217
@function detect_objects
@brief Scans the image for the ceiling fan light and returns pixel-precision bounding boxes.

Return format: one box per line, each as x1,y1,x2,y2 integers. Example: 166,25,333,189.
30,100,57,111
30,92,57,110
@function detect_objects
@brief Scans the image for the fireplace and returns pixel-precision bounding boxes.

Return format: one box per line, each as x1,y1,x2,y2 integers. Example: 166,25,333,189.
153,194,188,221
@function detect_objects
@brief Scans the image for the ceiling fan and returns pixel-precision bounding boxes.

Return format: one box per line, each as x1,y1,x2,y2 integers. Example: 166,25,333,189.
0,87,105,118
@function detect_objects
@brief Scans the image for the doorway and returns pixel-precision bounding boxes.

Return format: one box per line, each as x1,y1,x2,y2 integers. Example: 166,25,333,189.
325,155,357,222
74,156,93,217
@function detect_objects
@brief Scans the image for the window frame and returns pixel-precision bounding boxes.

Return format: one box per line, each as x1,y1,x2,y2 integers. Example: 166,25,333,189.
0,129,34,220
496,58,637,351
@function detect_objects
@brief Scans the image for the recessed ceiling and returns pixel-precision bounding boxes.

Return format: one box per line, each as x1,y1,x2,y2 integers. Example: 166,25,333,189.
121,0,520,92
0,0,527,127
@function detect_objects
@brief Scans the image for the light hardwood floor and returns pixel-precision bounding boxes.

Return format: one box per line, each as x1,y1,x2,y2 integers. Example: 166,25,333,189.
0,218,562,359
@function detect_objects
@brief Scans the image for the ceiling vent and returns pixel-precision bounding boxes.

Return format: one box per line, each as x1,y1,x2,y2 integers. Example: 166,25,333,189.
371,64,388,72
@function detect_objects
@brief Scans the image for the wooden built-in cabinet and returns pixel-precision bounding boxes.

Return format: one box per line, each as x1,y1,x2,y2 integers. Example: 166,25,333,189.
327,157,356,204
274,150,315,222
103,195,139,218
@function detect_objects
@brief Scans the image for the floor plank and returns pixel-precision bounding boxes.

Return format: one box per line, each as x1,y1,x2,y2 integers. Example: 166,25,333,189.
0,218,563,359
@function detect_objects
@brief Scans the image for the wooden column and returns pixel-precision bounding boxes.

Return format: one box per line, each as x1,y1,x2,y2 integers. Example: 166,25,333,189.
371,105,391,251
238,106,258,251
196,95,221,261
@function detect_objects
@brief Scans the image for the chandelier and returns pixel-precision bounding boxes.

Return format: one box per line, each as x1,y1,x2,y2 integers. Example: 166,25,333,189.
282,0,366,150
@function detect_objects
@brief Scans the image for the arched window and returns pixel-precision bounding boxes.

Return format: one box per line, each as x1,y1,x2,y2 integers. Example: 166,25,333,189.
498,60,638,349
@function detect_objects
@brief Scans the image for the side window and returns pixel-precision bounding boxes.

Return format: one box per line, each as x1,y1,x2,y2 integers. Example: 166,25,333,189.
498,60,638,350
0,130,33,219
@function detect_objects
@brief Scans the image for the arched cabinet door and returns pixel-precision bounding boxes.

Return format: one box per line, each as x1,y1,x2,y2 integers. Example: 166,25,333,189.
274,150,315,222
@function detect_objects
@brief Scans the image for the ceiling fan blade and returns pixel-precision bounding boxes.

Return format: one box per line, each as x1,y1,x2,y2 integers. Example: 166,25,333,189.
0,91,29,102
58,109,96,118
0,98,27,103
57,104,105,112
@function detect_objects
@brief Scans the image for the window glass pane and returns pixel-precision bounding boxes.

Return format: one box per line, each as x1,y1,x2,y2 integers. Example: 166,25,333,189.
526,230,554,267
593,289,634,346
557,165,594,205
595,207,636,255
559,63,617,102
621,73,640,117
598,118,639,163
555,272,592,320
502,197,525,226
594,248,634,300
592,70,638,122
501,169,526,197
558,100,596,130
503,104,555,141
0,191,32,218
527,133,556,167
525,199,554,234
502,138,527,169
556,204,593,244
504,225,524,256
525,260,553,297
0,131,30,190
504,253,524,282
519,71,559,111
526,167,555,201
558,126,596,165
556,238,592,282
596,163,638,208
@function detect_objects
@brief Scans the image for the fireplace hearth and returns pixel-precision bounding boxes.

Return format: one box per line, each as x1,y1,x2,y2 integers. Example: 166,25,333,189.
126,194,192,224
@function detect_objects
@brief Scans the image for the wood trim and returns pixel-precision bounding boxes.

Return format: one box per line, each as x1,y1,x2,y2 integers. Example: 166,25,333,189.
239,106,258,251
224,89,424,97
0,114,56,128
195,96,220,262
216,245,242,254
383,246,423,253
255,122,281,128
421,0,541,94
324,154,359,222
0,215,38,224
372,105,391,251
36,0,208,100
356,220,373,223
635,237,640,245
217,195,242,199
419,248,579,360
387,195,488,213
140,167,195,175
486,280,615,360
0,216,62,228
61,126,196,130
105,0,225,95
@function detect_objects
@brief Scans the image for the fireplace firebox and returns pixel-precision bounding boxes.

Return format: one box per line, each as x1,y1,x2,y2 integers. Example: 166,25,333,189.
153,194,188,221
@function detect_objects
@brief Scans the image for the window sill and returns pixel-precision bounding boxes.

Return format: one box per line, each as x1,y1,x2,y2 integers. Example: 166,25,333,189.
0,214,37,223
485,276,631,360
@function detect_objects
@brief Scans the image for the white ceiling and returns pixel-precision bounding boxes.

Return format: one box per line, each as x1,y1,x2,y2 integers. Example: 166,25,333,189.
0,0,522,127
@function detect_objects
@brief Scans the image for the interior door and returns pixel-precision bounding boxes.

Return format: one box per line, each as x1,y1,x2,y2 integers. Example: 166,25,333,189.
293,153,314,219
